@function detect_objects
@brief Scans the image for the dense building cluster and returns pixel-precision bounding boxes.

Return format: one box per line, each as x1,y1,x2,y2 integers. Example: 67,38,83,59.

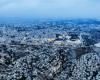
0,20,100,80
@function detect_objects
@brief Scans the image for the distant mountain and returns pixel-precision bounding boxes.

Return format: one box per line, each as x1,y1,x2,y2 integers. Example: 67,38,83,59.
0,18,100,25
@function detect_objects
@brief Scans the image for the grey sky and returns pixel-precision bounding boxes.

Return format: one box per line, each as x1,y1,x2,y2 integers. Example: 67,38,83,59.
0,0,100,19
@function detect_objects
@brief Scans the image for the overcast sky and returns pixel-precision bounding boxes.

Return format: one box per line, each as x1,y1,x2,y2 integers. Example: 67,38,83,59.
0,0,100,19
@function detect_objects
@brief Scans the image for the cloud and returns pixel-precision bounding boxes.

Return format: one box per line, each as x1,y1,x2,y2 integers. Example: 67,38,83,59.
0,0,100,19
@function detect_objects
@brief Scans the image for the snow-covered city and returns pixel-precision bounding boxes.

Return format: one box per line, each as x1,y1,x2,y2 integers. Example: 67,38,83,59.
0,19,99,80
